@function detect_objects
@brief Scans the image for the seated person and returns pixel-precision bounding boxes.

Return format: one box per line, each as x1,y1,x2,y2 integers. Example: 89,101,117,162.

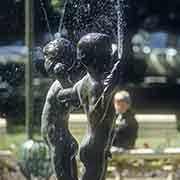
112,90,139,149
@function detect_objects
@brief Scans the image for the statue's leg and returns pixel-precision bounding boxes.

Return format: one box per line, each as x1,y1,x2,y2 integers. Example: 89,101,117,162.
51,153,77,180
50,147,65,180
47,129,75,180
43,126,78,180
47,131,66,180
61,146,78,180
80,143,107,180
70,157,79,180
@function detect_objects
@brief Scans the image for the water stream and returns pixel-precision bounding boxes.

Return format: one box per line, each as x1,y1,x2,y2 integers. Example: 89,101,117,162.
117,0,125,59
39,0,53,40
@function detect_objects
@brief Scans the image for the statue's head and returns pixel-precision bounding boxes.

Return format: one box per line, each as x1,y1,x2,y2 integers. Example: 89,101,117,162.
77,33,112,77
43,38,75,80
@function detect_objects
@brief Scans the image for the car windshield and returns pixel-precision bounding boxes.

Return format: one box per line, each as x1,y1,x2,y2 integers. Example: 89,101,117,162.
146,32,167,48
144,31,180,49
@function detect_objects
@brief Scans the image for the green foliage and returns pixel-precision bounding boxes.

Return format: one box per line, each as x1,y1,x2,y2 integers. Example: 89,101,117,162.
51,0,63,13
0,126,26,151
0,125,40,151
19,140,52,178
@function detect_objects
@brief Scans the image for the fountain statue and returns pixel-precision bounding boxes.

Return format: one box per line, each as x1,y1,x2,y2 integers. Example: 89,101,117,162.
40,0,126,179
41,38,80,180
40,32,124,180
74,33,124,180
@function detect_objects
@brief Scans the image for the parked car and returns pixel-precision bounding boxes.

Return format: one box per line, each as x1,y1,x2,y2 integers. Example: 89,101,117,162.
132,30,180,79
127,29,180,116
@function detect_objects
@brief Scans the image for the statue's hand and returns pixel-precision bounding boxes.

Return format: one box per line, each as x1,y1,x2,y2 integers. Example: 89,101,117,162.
57,88,80,108
104,60,123,96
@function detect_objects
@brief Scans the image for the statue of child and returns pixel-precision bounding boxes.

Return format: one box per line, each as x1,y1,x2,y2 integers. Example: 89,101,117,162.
41,38,79,180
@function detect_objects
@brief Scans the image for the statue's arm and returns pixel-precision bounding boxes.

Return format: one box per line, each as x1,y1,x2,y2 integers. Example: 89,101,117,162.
103,60,125,98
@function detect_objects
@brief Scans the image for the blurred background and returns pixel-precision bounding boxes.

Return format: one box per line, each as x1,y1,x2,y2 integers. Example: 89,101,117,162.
1,0,180,144
1,0,180,179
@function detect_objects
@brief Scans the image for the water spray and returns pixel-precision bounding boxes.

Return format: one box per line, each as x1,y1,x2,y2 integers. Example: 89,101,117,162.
57,0,69,37
39,0,53,40
117,0,125,59
99,1,126,179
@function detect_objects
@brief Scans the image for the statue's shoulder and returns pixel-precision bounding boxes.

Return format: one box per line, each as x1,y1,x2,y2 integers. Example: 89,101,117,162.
73,74,89,90
46,80,63,100
73,74,89,105
49,80,63,91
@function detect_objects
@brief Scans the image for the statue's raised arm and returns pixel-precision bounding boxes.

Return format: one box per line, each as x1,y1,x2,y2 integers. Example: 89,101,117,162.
74,33,126,180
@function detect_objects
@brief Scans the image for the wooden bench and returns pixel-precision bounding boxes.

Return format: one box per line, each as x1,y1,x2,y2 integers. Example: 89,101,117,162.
69,114,179,180
109,147,180,180
0,151,12,161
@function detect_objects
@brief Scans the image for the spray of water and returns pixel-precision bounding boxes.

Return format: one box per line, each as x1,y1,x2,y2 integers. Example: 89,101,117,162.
99,1,126,179
58,0,69,35
39,0,53,40
117,0,125,59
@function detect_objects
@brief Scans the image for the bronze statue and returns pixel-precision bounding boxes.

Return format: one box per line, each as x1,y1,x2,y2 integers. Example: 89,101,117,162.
74,33,122,180
41,33,124,180
41,38,80,180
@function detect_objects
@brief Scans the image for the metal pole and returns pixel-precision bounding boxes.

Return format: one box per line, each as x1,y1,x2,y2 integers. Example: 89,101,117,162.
25,0,34,139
